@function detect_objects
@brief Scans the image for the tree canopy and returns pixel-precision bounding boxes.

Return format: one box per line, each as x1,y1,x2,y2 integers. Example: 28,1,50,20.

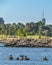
0,21,52,37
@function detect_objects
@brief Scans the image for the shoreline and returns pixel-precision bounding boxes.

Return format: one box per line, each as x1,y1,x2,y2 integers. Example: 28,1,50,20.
0,46,52,48
0,38,52,48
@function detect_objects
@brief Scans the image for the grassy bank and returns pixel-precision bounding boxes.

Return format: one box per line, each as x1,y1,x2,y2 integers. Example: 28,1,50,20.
0,34,52,40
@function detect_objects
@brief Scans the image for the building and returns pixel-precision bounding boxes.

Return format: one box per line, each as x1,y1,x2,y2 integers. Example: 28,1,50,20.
42,18,46,25
0,17,4,26
42,10,46,25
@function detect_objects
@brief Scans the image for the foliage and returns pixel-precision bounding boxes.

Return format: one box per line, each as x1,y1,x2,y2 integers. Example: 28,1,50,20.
0,21,52,37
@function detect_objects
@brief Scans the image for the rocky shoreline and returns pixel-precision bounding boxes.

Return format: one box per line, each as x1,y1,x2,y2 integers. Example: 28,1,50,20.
0,38,52,47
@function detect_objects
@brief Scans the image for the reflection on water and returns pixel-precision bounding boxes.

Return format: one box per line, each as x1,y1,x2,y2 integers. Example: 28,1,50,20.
0,43,4,47
0,43,52,65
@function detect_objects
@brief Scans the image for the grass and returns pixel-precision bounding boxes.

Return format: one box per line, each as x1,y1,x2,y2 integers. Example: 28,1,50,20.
0,34,52,41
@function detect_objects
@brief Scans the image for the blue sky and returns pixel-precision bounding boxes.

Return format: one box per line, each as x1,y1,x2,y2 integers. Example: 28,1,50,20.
0,0,52,24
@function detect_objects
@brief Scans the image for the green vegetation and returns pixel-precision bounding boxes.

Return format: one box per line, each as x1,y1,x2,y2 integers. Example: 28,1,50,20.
0,21,52,38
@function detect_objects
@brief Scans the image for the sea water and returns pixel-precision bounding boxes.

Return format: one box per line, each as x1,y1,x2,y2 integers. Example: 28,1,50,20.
0,43,52,65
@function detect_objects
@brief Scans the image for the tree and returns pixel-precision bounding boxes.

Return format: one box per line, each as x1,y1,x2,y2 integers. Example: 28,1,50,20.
1,24,5,34
12,23,17,35
17,23,25,29
25,23,31,32
6,24,11,35
38,21,43,38
15,29,26,37
42,30,49,36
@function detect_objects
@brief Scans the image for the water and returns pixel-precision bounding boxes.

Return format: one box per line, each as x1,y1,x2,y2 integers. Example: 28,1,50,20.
0,43,52,65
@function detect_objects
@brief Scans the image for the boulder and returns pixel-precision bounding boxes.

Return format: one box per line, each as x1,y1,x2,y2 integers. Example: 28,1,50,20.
42,56,48,61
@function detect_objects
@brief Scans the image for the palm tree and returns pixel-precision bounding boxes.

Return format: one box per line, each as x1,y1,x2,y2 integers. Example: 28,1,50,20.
1,24,5,34
39,21,43,38
12,23,17,35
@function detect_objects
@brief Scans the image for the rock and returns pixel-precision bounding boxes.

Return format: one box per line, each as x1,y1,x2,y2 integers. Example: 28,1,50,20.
42,56,48,61
8,55,13,60
4,38,52,47
16,57,19,60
